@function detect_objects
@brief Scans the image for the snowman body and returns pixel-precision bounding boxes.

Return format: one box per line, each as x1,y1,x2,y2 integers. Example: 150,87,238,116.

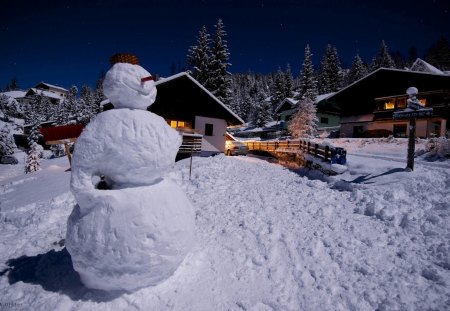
66,61,195,292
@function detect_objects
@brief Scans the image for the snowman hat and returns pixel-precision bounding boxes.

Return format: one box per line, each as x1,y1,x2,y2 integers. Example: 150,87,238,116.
109,53,140,65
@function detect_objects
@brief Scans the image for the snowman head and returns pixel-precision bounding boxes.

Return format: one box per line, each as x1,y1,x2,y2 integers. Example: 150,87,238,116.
103,54,157,110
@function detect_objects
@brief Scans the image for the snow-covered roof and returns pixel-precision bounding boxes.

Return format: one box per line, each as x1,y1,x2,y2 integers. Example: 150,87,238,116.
409,58,444,75
274,97,298,113
156,72,244,124
34,82,68,93
324,67,450,102
315,92,335,102
26,88,64,101
0,90,26,99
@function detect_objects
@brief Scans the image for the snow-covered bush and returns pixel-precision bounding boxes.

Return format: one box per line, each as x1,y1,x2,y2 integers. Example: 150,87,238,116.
0,125,18,164
50,144,65,158
25,142,41,173
425,137,450,158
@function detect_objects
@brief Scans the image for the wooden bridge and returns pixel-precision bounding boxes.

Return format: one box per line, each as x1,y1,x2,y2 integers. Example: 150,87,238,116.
243,139,347,175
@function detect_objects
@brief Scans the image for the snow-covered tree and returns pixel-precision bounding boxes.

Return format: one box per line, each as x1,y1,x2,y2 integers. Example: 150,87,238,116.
284,64,294,99
209,19,233,106
252,91,272,128
271,67,285,110
318,44,342,94
370,40,395,71
24,93,46,147
424,36,450,71
348,54,368,84
4,77,19,91
0,125,16,157
297,44,318,102
0,94,22,121
25,142,41,173
187,25,212,87
76,85,97,124
288,99,318,138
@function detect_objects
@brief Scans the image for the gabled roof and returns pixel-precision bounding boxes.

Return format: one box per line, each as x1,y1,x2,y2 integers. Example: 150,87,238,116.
25,88,64,102
409,58,444,75
321,67,450,115
154,72,244,125
274,97,297,113
34,82,68,93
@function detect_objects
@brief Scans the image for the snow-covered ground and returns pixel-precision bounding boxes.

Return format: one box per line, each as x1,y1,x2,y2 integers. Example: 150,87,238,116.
0,139,449,310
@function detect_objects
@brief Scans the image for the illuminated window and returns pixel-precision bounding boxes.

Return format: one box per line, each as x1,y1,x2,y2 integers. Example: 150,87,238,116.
168,120,191,129
396,98,406,109
384,100,395,110
418,98,427,106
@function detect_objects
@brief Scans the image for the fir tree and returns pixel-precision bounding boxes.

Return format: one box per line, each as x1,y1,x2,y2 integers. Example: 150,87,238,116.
348,54,368,84
187,25,212,87
25,142,41,173
25,93,45,147
288,99,318,139
370,40,395,71
271,67,285,110
0,125,16,157
4,77,19,91
297,44,318,101
283,64,294,99
318,44,342,94
424,36,450,71
209,19,233,106
252,91,272,128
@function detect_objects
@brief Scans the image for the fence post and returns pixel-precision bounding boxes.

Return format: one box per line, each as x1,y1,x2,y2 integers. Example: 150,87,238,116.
307,141,311,154
325,145,329,162
314,144,318,157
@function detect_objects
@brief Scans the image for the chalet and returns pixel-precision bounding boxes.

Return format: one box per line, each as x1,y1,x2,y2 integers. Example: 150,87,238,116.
274,94,341,135
319,67,450,138
151,72,244,155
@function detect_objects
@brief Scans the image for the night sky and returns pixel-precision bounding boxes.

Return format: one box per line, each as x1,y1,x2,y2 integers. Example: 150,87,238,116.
1,0,449,90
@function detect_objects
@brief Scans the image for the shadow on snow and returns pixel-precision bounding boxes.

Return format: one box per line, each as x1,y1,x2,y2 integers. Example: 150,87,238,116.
0,248,125,302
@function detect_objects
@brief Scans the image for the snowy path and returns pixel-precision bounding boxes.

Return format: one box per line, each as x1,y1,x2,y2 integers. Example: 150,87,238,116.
0,154,449,310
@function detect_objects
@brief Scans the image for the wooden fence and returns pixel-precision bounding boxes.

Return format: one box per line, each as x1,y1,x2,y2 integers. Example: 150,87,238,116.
178,133,203,154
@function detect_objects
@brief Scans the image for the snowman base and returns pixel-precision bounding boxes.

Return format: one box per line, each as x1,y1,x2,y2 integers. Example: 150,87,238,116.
66,178,195,292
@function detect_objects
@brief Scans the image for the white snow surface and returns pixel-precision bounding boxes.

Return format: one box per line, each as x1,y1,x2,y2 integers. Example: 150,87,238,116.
0,138,449,310
103,63,157,110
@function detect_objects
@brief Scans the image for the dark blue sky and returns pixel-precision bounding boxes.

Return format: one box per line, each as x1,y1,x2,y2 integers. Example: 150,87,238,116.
1,0,449,90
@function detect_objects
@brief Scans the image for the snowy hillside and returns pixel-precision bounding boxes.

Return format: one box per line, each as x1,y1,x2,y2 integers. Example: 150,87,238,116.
0,140,449,310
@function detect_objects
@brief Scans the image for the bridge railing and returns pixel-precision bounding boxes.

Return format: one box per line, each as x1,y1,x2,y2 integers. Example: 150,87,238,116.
244,139,347,165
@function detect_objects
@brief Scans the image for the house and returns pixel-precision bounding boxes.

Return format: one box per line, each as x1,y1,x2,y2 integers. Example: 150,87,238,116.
151,72,244,155
0,82,68,107
274,93,341,135
319,67,450,138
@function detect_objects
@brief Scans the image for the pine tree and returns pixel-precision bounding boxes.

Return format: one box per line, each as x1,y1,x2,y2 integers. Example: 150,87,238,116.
25,93,45,147
252,91,272,128
297,44,318,101
424,36,450,71
318,44,342,94
25,142,41,173
288,99,318,138
4,77,19,91
370,40,395,71
209,19,233,106
271,67,285,110
0,125,16,157
348,54,368,84
187,25,212,87
284,64,294,98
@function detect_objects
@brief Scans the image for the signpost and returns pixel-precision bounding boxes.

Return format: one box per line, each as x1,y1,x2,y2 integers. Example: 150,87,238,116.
393,87,433,171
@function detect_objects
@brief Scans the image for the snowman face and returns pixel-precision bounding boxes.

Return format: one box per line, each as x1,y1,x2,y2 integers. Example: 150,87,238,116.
103,63,157,110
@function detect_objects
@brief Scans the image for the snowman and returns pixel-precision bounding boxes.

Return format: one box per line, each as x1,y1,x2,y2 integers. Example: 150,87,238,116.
66,54,195,292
